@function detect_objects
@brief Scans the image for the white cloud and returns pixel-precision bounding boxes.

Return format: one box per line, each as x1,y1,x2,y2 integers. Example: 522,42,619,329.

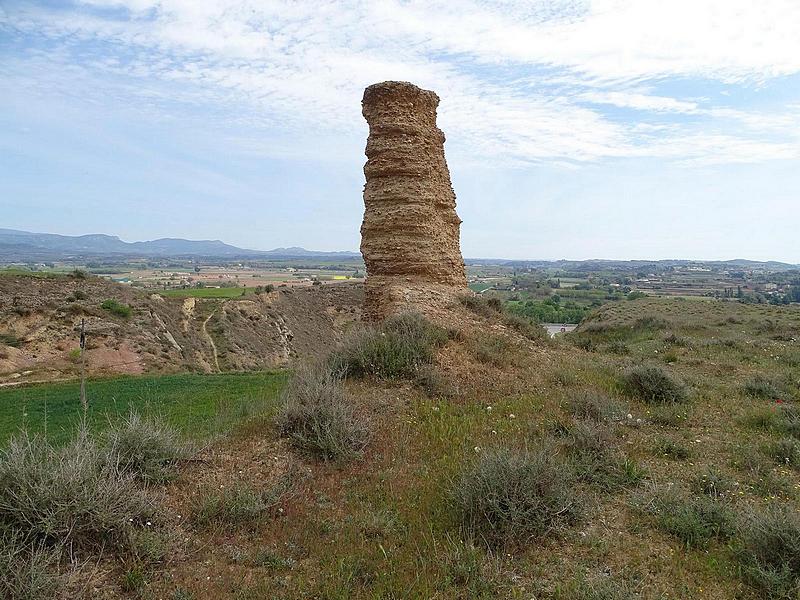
2,0,799,166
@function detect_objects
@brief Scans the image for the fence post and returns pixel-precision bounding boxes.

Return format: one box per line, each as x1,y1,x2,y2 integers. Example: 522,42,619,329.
80,318,87,416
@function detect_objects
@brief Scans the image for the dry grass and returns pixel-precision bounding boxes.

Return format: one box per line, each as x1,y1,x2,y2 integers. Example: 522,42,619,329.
275,364,370,461
330,312,449,379
452,445,581,548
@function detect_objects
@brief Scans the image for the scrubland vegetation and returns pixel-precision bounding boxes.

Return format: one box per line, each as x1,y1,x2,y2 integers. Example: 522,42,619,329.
1,297,799,598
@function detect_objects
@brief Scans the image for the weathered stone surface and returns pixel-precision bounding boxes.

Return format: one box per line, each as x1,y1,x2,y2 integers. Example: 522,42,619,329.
360,81,467,320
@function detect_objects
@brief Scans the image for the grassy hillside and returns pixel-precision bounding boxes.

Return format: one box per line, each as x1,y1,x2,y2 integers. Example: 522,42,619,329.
1,299,799,599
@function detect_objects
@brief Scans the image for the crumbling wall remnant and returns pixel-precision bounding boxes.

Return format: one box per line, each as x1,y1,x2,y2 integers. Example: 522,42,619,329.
360,81,467,320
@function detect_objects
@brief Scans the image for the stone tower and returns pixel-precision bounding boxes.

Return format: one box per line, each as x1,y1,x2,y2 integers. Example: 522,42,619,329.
360,81,467,320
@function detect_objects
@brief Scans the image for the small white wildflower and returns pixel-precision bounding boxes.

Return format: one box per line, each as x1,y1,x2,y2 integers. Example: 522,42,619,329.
432,406,440,412
508,413,516,419
491,430,497,435
486,406,492,412
146,521,152,526
474,446,481,453
627,413,633,420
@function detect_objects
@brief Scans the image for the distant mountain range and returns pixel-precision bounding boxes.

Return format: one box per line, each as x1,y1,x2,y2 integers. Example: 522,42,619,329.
1,228,796,269
466,258,800,271
0,229,360,260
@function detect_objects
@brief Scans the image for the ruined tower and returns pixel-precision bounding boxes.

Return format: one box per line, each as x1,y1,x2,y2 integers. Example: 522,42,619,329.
360,81,467,320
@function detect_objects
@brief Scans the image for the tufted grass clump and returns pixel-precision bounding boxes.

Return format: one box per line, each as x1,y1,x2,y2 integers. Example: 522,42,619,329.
0,430,156,550
763,437,800,469
744,376,783,400
107,412,193,483
623,365,688,404
414,364,458,398
566,389,626,423
0,332,22,348
276,365,370,461
331,312,449,379
691,468,734,499
471,335,512,367
560,574,637,600
563,420,644,491
502,313,549,342
736,507,800,598
567,390,608,422
193,476,293,527
635,486,734,549
652,437,691,461
452,446,580,548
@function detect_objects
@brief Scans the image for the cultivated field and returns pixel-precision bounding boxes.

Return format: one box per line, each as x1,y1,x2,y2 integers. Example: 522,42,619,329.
0,372,287,445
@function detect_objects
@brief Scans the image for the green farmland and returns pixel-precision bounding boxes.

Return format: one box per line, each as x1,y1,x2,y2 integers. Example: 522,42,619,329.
0,371,287,445
159,287,254,298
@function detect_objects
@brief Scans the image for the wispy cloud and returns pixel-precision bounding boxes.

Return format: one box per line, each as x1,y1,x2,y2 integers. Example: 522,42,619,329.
2,0,799,166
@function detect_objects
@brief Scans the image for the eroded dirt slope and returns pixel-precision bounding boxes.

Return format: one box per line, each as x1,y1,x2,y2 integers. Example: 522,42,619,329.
0,276,362,384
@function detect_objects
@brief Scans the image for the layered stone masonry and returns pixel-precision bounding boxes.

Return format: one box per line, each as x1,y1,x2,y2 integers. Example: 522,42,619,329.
360,81,467,319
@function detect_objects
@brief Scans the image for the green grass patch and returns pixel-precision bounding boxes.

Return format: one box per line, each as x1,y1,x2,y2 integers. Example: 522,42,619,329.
0,371,287,445
100,298,132,317
160,287,252,298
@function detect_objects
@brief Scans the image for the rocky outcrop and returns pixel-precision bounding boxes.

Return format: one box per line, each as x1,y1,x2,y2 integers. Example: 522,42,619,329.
360,81,467,320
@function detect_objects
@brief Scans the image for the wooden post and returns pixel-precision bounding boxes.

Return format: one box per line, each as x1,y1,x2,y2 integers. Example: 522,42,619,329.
79,318,87,416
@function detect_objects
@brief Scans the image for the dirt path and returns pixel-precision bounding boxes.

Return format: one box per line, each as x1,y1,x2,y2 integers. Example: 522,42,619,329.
202,311,220,373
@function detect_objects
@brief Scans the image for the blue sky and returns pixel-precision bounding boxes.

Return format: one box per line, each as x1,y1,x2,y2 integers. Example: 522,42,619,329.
1,0,799,261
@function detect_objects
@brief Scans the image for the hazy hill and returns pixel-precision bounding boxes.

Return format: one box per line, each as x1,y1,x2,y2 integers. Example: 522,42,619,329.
0,229,360,260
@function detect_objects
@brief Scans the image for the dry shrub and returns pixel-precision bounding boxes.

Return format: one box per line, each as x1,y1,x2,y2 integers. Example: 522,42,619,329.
0,532,66,600
566,390,626,422
276,365,370,461
472,335,512,367
502,313,549,342
623,365,688,404
763,437,800,469
415,364,458,398
563,420,645,490
0,431,156,550
635,485,734,549
691,468,733,499
452,445,580,548
744,376,783,400
736,507,800,598
459,295,503,317
107,412,193,483
331,312,448,379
